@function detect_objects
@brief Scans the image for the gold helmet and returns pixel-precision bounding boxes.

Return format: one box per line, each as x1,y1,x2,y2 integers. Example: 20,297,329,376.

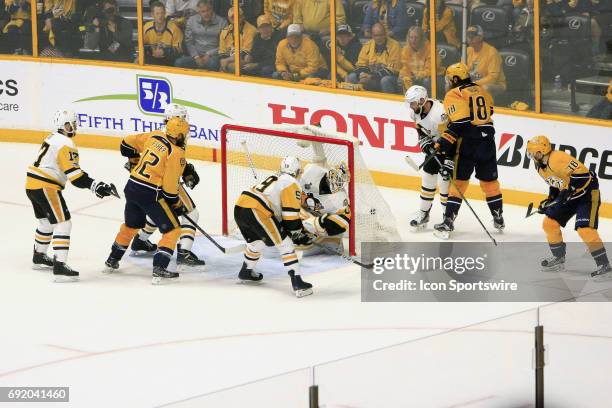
445,62,470,82
166,117,190,147
526,135,552,160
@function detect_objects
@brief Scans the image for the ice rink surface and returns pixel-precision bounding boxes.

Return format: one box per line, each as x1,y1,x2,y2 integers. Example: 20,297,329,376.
1,142,611,407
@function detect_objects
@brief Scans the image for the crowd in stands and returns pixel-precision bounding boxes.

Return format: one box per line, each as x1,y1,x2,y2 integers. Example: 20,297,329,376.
0,0,610,111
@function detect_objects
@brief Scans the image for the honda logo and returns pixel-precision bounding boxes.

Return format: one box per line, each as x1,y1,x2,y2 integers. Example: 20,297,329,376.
568,18,581,30
505,55,517,66
482,10,496,22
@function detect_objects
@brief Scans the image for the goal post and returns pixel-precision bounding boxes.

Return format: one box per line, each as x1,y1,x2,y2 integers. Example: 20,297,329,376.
221,124,400,257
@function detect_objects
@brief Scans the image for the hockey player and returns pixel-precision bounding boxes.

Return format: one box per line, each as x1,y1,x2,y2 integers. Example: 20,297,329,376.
434,62,504,239
527,135,611,279
234,156,314,297
104,117,190,284
300,161,352,253
404,85,450,230
26,109,116,282
123,104,205,267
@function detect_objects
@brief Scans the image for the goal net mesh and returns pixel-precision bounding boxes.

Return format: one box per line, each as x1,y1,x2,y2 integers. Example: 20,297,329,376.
221,124,400,254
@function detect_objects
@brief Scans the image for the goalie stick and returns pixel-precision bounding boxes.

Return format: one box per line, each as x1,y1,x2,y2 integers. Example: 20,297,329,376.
313,242,374,269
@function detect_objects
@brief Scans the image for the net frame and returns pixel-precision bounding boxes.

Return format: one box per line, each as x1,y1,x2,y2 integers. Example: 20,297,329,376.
221,124,357,255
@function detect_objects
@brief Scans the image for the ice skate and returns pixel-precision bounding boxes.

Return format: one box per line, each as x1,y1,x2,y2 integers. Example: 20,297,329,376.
152,266,179,285
410,210,430,231
493,211,505,232
103,256,120,274
130,237,157,256
433,217,454,240
53,259,79,282
289,270,313,298
541,255,565,272
591,263,612,281
177,249,206,267
238,262,263,282
32,248,53,270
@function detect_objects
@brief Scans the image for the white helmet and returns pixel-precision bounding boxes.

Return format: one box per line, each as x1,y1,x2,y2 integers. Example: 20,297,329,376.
53,109,78,137
164,103,188,122
280,155,301,178
405,85,428,113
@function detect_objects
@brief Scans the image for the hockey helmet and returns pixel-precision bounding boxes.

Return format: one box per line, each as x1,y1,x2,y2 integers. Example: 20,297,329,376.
166,117,190,147
53,109,78,137
445,62,470,85
526,135,552,161
280,155,302,178
327,162,350,193
163,103,189,122
405,85,429,114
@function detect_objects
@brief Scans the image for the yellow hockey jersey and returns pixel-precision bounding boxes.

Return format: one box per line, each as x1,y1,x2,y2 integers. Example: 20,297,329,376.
129,133,186,202
236,173,303,230
26,132,88,191
537,150,591,194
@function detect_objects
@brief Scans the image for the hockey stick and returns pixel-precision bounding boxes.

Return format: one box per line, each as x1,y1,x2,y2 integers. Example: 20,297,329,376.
312,242,374,269
433,156,498,246
525,200,556,218
109,184,121,199
240,140,259,181
182,213,245,254
405,152,438,172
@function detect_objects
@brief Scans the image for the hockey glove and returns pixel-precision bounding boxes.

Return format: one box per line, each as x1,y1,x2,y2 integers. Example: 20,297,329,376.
91,181,117,198
172,203,187,217
182,163,200,189
554,188,572,205
537,198,553,214
291,230,314,246
124,157,140,172
439,159,454,181
419,137,435,155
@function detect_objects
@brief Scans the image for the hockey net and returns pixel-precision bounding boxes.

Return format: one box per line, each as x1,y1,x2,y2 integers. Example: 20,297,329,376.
221,124,400,255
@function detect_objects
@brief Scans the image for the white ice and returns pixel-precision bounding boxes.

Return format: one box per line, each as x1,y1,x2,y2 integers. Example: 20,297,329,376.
1,142,611,407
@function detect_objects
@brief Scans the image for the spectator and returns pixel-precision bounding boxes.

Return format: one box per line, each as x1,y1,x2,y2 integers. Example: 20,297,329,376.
510,0,533,50
273,23,328,81
362,0,409,40
1,0,31,54
263,0,294,32
563,0,604,55
222,0,263,27
165,0,198,27
399,26,433,92
423,0,460,48
218,6,257,72
466,25,506,96
175,0,226,70
84,0,134,62
347,22,401,93
143,1,183,66
335,24,361,81
41,0,79,57
243,14,282,77
586,80,612,120
293,0,345,37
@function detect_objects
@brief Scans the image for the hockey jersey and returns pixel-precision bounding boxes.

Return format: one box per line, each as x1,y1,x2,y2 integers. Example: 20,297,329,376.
236,173,303,231
407,98,448,140
537,150,592,199
26,132,90,190
300,163,349,214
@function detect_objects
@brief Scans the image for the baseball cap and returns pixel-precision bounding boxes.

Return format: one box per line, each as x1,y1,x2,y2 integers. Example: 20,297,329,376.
337,24,352,34
287,23,302,36
256,15,272,27
467,25,484,36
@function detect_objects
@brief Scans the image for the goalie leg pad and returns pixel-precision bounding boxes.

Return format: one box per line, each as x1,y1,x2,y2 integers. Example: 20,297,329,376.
321,213,350,236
